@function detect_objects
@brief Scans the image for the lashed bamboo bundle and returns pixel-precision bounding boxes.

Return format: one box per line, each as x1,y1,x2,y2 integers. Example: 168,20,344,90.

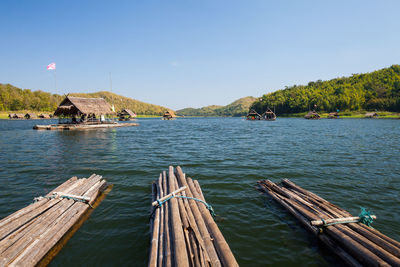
257,179,400,267
149,166,238,267
0,174,110,266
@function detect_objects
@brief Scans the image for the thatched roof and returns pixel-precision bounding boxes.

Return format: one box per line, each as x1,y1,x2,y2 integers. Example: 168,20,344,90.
25,113,37,119
304,111,320,119
328,112,339,116
14,114,24,119
247,109,261,116
118,109,136,117
163,110,176,118
53,96,114,117
262,108,275,116
8,113,15,118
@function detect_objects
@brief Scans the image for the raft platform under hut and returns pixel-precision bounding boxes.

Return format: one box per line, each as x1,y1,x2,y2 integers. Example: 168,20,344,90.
328,112,340,119
261,108,276,121
304,111,320,120
149,166,238,267
246,109,261,120
162,110,177,120
25,113,38,119
365,112,378,119
34,96,138,130
118,109,137,121
257,179,400,266
0,174,112,266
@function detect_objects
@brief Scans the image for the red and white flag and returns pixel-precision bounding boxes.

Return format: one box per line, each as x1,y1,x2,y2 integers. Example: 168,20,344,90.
47,63,56,70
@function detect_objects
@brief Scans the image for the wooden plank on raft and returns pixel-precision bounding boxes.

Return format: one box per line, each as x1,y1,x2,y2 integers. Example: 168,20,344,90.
148,166,238,267
0,174,111,267
257,179,400,267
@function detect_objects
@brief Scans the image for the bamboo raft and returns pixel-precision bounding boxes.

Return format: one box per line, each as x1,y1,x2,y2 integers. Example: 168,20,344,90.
257,179,400,266
0,174,111,266
149,166,238,267
33,122,139,130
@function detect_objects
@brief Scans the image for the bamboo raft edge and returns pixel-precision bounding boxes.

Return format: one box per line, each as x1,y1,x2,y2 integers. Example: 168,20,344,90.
33,123,139,130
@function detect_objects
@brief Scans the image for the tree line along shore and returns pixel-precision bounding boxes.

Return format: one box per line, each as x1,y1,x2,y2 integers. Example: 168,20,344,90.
1,65,400,118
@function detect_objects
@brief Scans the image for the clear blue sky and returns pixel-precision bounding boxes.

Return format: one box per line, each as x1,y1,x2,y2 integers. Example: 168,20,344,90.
1,0,400,110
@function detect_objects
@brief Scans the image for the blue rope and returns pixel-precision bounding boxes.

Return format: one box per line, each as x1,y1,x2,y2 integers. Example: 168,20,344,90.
359,207,374,227
156,195,216,217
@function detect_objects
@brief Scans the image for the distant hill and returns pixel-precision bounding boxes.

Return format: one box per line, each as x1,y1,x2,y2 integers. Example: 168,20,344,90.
0,84,169,115
251,65,400,114
177,96,256,117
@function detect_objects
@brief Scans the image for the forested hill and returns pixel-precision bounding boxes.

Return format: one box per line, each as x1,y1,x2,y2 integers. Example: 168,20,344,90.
0,84,169,115
177,96,256,117
251,65,400,114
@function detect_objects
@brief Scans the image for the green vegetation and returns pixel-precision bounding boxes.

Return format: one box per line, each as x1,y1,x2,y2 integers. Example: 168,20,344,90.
177,96,256,117
0,84,170,115
251,65,400,114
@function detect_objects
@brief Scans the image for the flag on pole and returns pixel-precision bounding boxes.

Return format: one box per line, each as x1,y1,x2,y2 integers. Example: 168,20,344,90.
47,63,56,70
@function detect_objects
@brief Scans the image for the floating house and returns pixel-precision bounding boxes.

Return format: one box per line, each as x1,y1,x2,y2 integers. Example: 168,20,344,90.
162,110,177,120
246,109,261,120
39,113,51,119
328,112,339,119
8,113,15,119
34,96,139,130
53,96,115,123
25,113,37,119
304,111,320,120
261,108,276,121
118,109,137,121
12,114,25,119
365,112,378,118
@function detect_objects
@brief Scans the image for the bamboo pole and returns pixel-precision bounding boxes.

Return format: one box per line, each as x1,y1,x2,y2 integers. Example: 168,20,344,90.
148,180,161,267
168,166,189,267
157,175,165,267
162,171,173,267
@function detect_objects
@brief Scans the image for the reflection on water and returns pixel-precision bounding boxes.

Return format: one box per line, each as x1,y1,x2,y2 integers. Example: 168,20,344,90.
0,118,399,266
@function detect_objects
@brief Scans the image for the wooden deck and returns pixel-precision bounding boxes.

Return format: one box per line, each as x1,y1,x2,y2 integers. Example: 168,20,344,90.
33,122,139,130
0,174,111,266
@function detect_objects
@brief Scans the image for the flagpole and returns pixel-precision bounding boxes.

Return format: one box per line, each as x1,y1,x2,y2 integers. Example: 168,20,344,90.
54,68,57,92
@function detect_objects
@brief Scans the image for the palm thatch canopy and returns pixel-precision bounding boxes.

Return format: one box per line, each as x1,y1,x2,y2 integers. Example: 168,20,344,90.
118,109,136,117
25,113,37,119
304,111,320,119
261,108,276,120
53,96,115,117
163,110,176,118
246,109,261,120
365,112,378,118
39,114,51,119
8,113,15,119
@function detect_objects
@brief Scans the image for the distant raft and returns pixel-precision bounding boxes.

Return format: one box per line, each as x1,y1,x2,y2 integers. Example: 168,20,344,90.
0,174,111,266
149,166,238,267
257,179,400,266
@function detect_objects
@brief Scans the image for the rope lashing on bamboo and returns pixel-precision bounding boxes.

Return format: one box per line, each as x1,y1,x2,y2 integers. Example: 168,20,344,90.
33,192,93,208
312,207,376,228
156,195,216,217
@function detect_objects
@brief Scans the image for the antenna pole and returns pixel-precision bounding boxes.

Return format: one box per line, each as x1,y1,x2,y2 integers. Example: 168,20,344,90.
109,72,112,92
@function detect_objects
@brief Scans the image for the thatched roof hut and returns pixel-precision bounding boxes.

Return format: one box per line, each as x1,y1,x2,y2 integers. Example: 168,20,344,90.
39,114,51,119
8,113,15,119
13,114,25,119
162,110,176,120
261,108,276,121
304,111,320,120
25,113,37,119
53,96,114,117
246,109,261,120
118,109,136,120
365,112,378,118
328,112,339,119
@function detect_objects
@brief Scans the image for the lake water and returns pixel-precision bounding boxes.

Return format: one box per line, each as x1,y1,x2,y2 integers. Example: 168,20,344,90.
0,117,399,266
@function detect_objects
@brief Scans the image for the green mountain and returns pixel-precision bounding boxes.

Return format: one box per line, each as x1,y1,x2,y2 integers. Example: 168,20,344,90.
251,65,400,114
177,96,257,117
0,83,169,115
